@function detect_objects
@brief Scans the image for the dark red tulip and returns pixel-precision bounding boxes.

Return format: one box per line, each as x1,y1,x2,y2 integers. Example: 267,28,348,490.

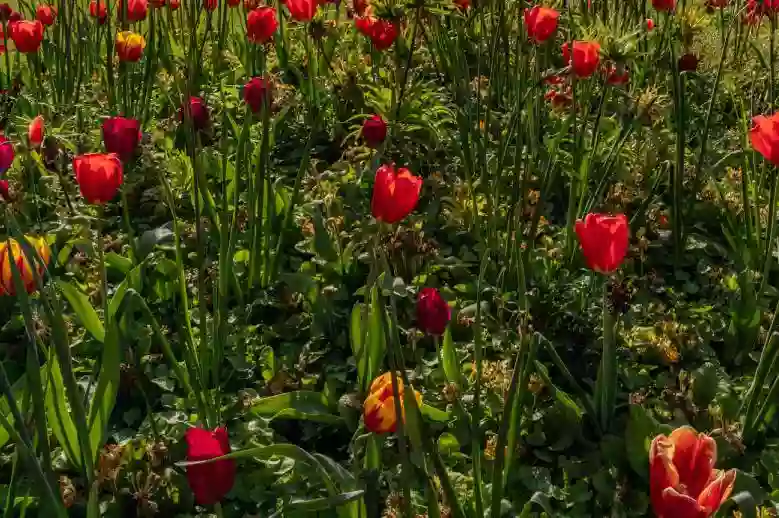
228,0,240,6
72,153,123,205
362,115,387,148
678,53,698,72
102,116,141,160
0,135,14,173
204,0,217,10
169,0,181,8
750,112,779,165
10,21,44,53
119,0,148,22
180,96,210,131
185,427,236,506
524,6,559,44
0,4,11,21
28,116,44,148
284,0,317,21
574,213,629,274
247,6,278,44
417,287,450,335
243,76,272,113
561,40,601,78
90,0,108,23
0,179,9,201
371,164,422,224
652,0,675,11
36,5,57,26
365,18,398,50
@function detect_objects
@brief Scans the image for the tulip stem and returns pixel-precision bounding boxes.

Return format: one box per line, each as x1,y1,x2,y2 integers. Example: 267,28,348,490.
214,502,224,518
596,280,618,432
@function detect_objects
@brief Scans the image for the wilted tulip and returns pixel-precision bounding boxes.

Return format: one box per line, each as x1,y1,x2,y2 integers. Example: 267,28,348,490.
361,114,387,148
284,0,317,21
185,427,236,505
417,288,450,335
0,236,50,295
371,164,422,224
90,0,108,23
650,427,736,518
574,213,629,274
562,40,601,78
247,6,278,44
28,115,44,148
36,5,57,26
10,21,44,53
115,31,146,62
364,372,421,433
102,116,141,160
750,112,779,165
0,135,14,173
72,153,123,204
524,6,559,44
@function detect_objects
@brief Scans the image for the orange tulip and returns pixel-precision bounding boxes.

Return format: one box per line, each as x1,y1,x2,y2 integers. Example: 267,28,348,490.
0,236,50,295
28,115,44,148
363,372,421,434
650,427,736,518
115,31,146,62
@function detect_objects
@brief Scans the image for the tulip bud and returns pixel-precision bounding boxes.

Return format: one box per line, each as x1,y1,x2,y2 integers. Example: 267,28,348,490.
361,114,387,148
28,115,44,148
243,76,272,114
416,288,450,335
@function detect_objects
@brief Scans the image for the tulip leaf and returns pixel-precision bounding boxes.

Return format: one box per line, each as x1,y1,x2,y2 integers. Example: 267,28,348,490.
88,324,121,466
249,391,341,424
283,490,365,512
45,353,81,470
440,327,465,388
57,280,105,343
350,302,368,392
312,206,338,262
625,404,662,480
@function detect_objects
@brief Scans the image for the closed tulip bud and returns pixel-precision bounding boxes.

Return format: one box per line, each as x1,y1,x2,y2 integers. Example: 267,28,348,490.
371,164,422,224
119,0,148,22
652,0,675,10
0,236,50,295
10,21,44,53
243,76,272,114
646,18,655,30
650,427,736,518
185,427,236,505
284,0,318,21
36,5,57,26
750,112,779,165
115,31,146,62
453,0,470,10
361,114,387,148
562,40,601,78
247,6,278,44
90,0,108,23
180,96,210,131
72,153,123,204
524,6,559,44
363,372,421,433
102,116,142,160
28,115,44,148
0,135,14,173
574,213,629,274
416,288,450,335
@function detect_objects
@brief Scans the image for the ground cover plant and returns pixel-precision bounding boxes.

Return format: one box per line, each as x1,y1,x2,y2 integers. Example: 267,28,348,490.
3,0,779,516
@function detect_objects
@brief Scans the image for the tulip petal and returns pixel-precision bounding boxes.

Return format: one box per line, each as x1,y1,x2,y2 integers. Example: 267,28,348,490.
669,426,716,500
661,487,707,518
697,469,736,515
649,434,680,517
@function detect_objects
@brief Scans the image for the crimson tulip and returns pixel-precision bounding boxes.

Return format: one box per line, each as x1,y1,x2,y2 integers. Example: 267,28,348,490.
652,0,675,10
10,21,44,53
561,40,601,78
0,135,14,173
646,18,655,30
574,213,628,274
115,31,146,62
750,112,779,165
90,0,108,23
650,427,736,518
368,18,398,50
0,179,8,201
185,427,236,506
28,115,44,148
371,164,422,224
416,288,450,335
247,6,278,44
243,76,272,114
204,0,217,10
524,6,559,44
72,153,123,204
36,5,57,26
119,0,148,22
180,96,210,131
453,0,470,10
169,0,180,9
284,0,317,21
362,115,387,148
228,0,240,5
678,53,699,72
102,116,141,160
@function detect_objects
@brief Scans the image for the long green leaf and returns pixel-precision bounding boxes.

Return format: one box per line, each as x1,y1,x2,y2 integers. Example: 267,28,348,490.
249,391,341,424
88,324,121,465
57,280,105,343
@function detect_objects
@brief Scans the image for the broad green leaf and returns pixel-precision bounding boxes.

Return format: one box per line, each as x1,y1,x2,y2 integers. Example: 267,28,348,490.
625,405,660,480
57,281,105,343
440,327,465,388
88,324,121,465
420,403,450,422
249,391,341,424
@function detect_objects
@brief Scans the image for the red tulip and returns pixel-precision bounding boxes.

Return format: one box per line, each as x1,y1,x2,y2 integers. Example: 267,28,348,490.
180,96,210,131
750,112,779,165
606,64,629,85
678,53,698,72
652,0,675,11
743,0,762,24
417,288,450,335
247,6,278,44
646,18,655,30
367,18,398,50
185,427,236,506
371,164,422,224
10,21,44,53
150,0,166,7
524,6,559,44
169,0,180,9
574,213,628,274
453,0,470,10
0,179,8,201
36,5,57,26
243,76,272,114
204,0,217,10
561,40,601,78
72,153,123,205
28,115,44,148
284,0,317,21
228,0,240,6
90,0,108,23
119,0,148,22
650,427,736,518
102,116,141,160
355,14,373,35
0,4,12,21
0,135,14,173
115,31,146,62
244,0,261,9
362,115,387,148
